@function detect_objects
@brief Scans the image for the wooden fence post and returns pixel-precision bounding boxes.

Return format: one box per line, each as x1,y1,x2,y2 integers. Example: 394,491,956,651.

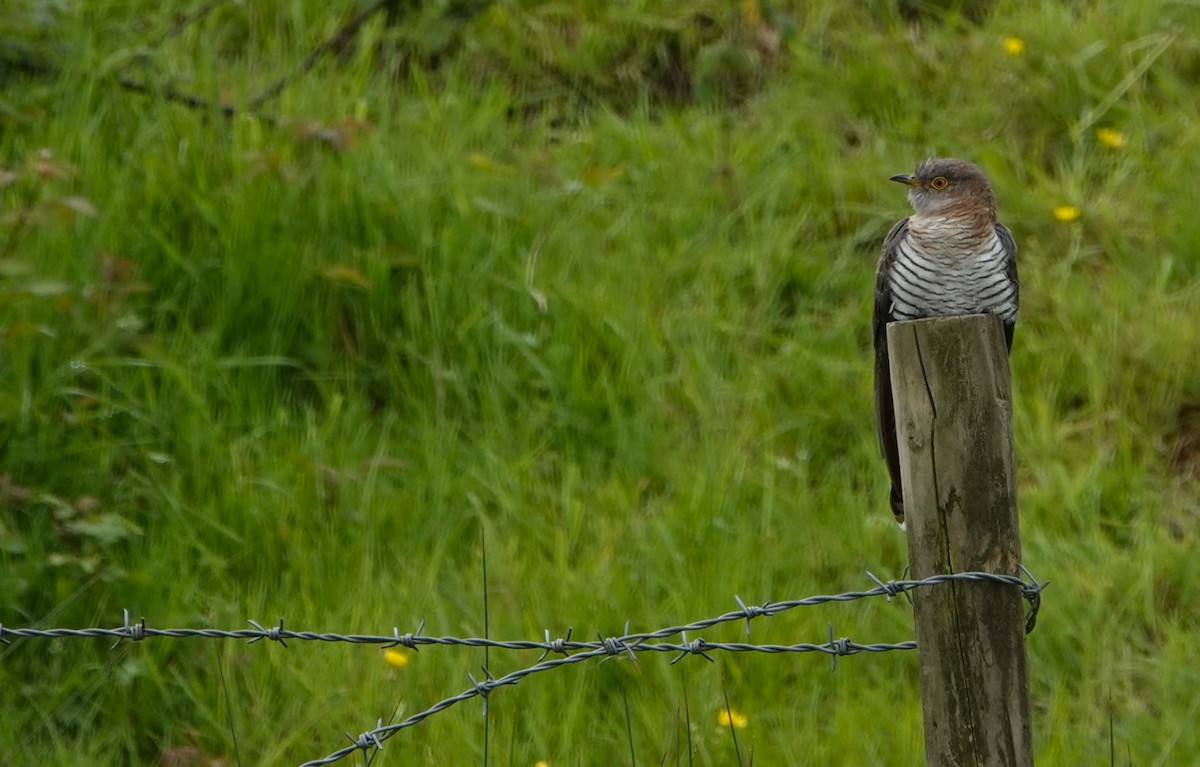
886,314,1033,767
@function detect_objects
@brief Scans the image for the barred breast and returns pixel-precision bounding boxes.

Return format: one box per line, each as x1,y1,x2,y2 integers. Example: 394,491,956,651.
886,228,1018,324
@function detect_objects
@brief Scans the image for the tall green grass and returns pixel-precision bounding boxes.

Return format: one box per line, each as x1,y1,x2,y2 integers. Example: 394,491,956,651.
2,0,1199,764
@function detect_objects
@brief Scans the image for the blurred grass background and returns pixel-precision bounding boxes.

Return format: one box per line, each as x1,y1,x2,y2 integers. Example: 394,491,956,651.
2,0,1199,764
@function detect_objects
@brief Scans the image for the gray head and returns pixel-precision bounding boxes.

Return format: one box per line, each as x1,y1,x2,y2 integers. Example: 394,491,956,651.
889,158,996,219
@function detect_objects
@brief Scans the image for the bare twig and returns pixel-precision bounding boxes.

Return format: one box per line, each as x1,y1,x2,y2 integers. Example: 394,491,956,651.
246,0,390,110
116,0,391,120
117,75,237,117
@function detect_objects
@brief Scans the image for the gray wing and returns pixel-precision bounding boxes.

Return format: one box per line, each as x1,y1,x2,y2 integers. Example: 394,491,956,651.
996,221,1019,351
873,218,909,524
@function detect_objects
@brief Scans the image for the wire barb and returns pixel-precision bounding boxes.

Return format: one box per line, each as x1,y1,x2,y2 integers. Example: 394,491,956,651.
597,632,639,662
733,595,769,635
345,719,384,755
247,618,288,647
536,628,573,662
827,624,854,672
467,671,491,717
466,667,518,718
1018,564,1049,634
111,609,146,649
384,620,425,651
670,632,715,665
866,571,904,599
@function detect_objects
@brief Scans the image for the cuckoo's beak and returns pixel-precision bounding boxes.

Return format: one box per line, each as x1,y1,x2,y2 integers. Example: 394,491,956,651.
889,173,919,187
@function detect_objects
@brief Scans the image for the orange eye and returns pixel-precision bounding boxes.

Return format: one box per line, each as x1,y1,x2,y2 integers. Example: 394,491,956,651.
930,176,949,190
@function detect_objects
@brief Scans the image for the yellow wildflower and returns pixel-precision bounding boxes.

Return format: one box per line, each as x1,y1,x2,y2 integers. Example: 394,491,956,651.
1096,127,1127,149
1052,206,1081,223
741,0,763,27
717,709,748,729
383,648,410,668
534,762,550,767
1003,37,1025,56
466,151,514,174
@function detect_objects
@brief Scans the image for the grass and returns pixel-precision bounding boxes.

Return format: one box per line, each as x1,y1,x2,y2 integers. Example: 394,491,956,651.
2,0,1199,764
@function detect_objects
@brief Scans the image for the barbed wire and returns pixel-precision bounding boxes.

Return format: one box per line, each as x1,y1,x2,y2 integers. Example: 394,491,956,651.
0,568,1046,767
0,568,1045,650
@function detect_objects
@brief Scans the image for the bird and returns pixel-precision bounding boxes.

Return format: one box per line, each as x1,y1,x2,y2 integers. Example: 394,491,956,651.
873,158,1019,528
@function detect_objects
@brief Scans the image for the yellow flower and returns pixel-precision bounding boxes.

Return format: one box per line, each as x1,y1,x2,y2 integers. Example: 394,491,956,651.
740,0,763,27
1003,37,1025,56
534,762,550,767
717,709,748,729
1096,127,1127,149
383,649,410,668
1052,205,1081,223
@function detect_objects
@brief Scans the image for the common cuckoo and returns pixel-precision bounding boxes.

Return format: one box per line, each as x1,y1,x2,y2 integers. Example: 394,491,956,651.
873,158,1019,527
